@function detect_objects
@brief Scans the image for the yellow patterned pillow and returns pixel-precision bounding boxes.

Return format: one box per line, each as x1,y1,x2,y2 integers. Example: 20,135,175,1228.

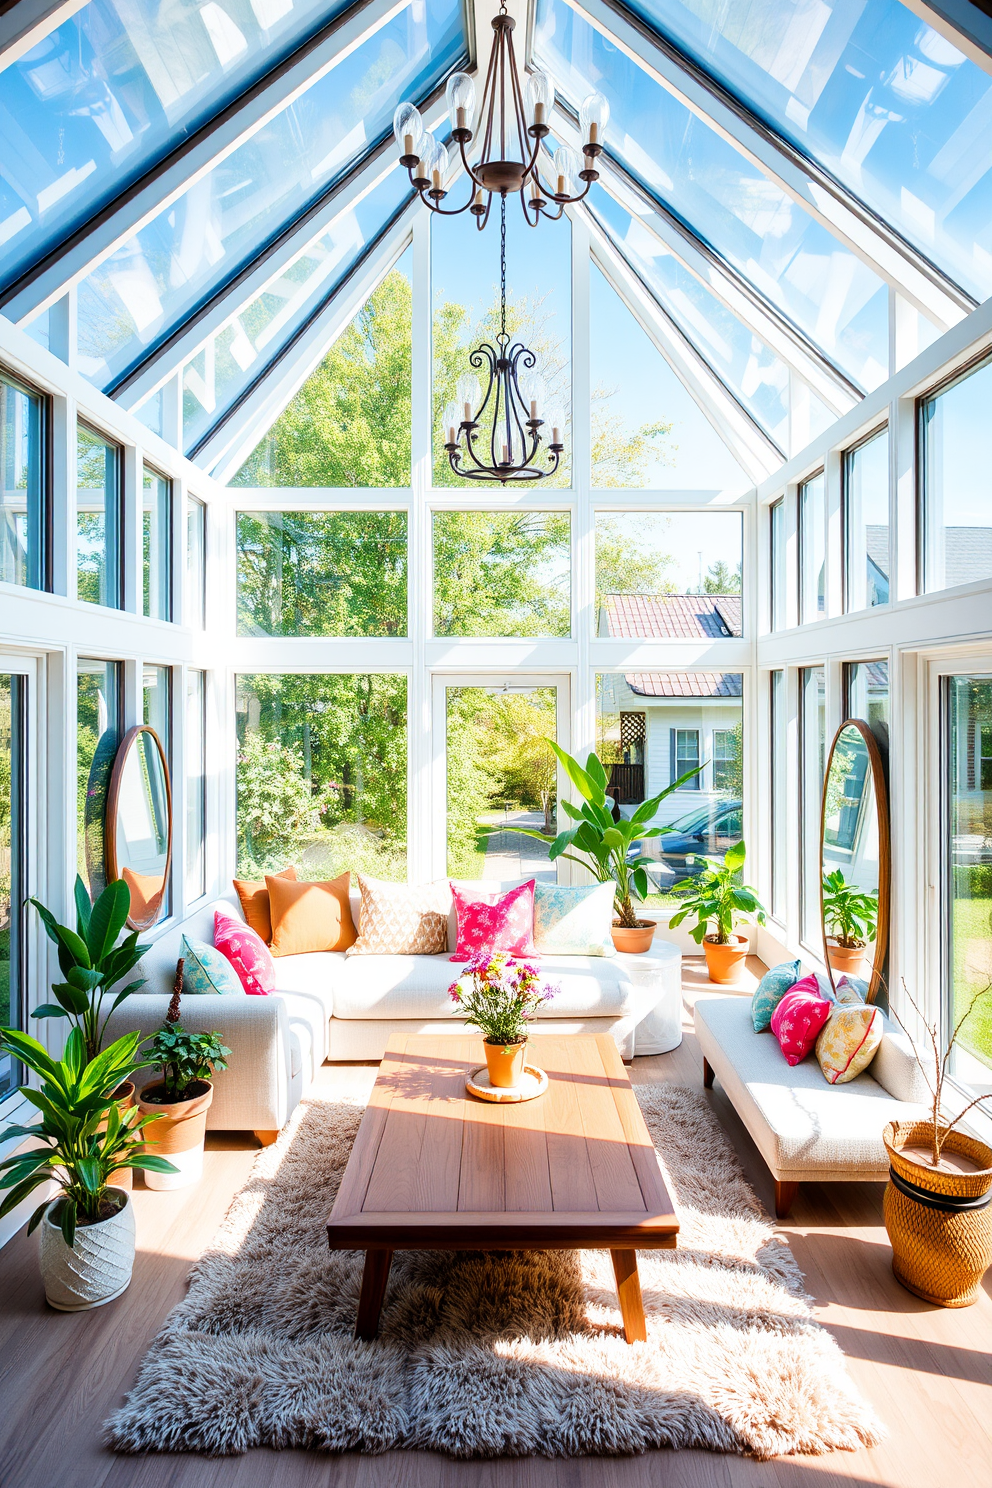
816,1003,884,1084
346,875,450,956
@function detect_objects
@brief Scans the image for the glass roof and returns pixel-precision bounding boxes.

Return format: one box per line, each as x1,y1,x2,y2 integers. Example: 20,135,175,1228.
534,0,891,391
0,0,357,289
74,0,463,389
622,0,992,301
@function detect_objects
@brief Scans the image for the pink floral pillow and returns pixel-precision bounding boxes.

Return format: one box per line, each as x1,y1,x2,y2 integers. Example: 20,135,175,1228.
770,979,833,1066
214,911,275,996
449,881,537,963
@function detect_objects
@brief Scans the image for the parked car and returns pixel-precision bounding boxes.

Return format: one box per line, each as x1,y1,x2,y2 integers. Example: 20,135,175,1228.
627,798,743,888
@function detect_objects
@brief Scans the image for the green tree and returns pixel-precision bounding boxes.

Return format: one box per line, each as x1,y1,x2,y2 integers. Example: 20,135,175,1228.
594,514,678,624
433,510,571,638
702,559,742,594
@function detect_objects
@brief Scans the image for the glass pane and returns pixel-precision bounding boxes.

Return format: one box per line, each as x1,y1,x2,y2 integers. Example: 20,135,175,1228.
596,671,743,908
620,0,992,302
799,469,825,623
770,668,786,920
590,262,749,490
235,673,407,880
186,191,412,459
846,659,889,755
433,512,571,638
77,658,121,895
134,389,164,439
76,424,121,608
595,511,742,636
186,669,206,903
432,204,571,486
236,511,407,636
0,0,361,286
0,674,25,1104
0,374,45,590
922,356,992,592
231,252,413,485
800,664,826,948
186,496,206,627
446,685,557,881
536,0,890,388
844,428,889,610
75,2,463,389
946,675,992,1085
143,465,172,620
143,664,171,757
770,498,786,630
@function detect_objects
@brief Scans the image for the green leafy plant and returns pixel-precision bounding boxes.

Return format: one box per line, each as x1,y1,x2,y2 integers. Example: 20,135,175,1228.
29,876,147,1061
668,841,766,945
821,870,878,949
448,954,556,1045
490,740,701,928
0,1028,177,1247
144,1002,231,1103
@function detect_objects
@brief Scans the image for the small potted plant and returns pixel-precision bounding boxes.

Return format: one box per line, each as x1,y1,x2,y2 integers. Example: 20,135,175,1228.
883,982,992,1307
491,740,701,953
0,1027,177,1309
137,979,230,1189
449,953,557,1088
821,870,878,977
668,840,766,983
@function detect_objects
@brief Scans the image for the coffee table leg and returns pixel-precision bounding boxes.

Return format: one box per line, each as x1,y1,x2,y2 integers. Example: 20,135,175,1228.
355,1248,393,1340
611,1249,647,1344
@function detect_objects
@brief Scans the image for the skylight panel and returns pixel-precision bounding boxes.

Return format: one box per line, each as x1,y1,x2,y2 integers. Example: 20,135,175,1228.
535,0,891,391
617,0,992,299
73,0,463,390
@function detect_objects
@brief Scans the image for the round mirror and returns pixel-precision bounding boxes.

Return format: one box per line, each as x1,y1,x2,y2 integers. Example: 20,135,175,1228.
820,718,889,1003
105,725,173,929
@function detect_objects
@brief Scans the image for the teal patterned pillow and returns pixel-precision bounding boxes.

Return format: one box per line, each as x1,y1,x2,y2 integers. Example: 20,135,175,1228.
751,958,803,1031
180,936,244,995
533,881,616,956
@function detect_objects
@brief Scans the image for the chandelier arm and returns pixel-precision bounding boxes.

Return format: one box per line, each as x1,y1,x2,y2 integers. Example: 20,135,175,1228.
415,184,479,217
475,193,493,231
518,190,542,228
505,26,534,173
456,135,486,191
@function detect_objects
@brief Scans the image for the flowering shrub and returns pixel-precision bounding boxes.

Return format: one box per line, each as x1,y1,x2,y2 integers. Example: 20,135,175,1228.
449,953,558,1045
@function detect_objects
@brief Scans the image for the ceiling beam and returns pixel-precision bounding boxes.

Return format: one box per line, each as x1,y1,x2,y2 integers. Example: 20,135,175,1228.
550,108,861,417
0,0,415,323
582,207,785,485
898,0,992,77
0,0,88,69
560,0,974,329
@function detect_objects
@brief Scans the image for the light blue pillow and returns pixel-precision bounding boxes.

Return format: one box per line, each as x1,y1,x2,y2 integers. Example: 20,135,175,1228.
180,936,244,995
750,958,802,1031
533,881,616,956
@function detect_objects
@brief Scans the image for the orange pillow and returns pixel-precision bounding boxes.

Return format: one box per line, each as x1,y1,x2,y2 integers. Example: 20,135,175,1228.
234,865,296,943
266,873,357,956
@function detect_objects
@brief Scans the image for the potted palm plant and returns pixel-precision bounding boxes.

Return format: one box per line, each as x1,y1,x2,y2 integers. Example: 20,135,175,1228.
0,1027,177,1309
668,841,766,982
821,870,878,977
491,740,701,953
137,981,230,1189
449,953,556,1087
883,982,992,1307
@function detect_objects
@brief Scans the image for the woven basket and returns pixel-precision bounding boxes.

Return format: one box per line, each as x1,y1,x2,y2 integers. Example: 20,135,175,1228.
883,1121,992,1308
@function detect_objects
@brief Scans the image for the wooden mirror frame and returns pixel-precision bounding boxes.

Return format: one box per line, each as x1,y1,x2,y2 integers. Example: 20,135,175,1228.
819,717,890,1004
105,724,173,930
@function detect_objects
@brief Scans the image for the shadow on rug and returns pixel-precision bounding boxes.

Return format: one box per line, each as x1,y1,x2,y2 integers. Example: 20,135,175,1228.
106,1084,884,1459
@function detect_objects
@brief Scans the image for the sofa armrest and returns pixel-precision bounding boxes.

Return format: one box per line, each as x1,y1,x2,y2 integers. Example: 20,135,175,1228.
104,994,294,1134
872,1028,931,1105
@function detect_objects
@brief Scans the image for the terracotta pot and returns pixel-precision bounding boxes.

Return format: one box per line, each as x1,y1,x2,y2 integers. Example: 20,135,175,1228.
105,1080,135,1192
484,1038,527,1089
137,1080,213,1190
883,1121,992,1308
703,934,749,984
826,939,867,978
40,1188,135,1311
611,920,657,955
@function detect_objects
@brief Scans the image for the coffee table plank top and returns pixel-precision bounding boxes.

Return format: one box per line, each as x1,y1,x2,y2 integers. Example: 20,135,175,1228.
328,1035,678,1251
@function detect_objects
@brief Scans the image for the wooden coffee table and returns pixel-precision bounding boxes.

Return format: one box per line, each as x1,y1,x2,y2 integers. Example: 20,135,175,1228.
326,1034,679,1344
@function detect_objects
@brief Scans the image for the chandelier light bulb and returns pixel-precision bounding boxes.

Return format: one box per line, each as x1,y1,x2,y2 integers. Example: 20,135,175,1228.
580,91,610,145
456,373,482,420
446,71,476,133
553,145,580,196
524,70,554,128
393,101,423,160
519,370,545,420
443,399,460,444
545,402,564,447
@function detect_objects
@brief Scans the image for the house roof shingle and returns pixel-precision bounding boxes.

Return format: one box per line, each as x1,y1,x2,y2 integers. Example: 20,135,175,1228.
603,593,742,639
623,673,743,698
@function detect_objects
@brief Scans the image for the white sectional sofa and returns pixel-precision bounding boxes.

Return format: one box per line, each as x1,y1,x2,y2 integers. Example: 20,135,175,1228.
106,883,683,1141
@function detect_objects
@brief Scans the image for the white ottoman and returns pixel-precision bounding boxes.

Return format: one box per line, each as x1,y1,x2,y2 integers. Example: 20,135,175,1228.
617,939,683,1055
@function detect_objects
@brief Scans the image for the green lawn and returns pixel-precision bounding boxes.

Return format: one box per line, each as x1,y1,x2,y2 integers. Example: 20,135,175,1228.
952,896,992,1072
448,827,490,882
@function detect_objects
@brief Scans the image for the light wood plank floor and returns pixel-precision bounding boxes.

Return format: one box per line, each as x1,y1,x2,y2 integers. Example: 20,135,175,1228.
1,959,989,1488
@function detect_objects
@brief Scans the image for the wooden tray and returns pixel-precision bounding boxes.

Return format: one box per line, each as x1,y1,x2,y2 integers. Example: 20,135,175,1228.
465,1064,549,1103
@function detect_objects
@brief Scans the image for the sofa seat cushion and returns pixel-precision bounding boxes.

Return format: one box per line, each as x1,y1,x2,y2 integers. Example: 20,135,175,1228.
332,953,647,1021
694,994,928,1181
270,953,336,1071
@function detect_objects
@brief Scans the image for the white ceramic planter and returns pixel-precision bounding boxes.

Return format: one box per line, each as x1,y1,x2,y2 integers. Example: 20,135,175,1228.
40,1188,135,1311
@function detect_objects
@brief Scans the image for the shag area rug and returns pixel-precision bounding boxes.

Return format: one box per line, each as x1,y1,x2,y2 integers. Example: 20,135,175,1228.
107,1084,884,1460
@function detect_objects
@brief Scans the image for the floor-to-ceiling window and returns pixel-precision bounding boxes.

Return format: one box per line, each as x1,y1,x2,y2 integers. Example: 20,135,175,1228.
945,674,992,1090
921,356,992,594
800,665,826,950
770,669,787,923
76,425,122,609
186,670,206,903
0,372,47,591
143,466,173,621
77,659,122,896
843,427,889,611
0,674,26,1105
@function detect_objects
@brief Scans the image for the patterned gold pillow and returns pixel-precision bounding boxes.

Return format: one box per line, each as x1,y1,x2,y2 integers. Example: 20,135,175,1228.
815,1002,884,1085
346,875,450,956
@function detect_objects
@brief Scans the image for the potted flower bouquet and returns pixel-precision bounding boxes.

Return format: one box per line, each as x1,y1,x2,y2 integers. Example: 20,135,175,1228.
0,1028,177,1309
449,954,557,1088
137,980,230,1189
668,840,766,983
821,869,878,978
